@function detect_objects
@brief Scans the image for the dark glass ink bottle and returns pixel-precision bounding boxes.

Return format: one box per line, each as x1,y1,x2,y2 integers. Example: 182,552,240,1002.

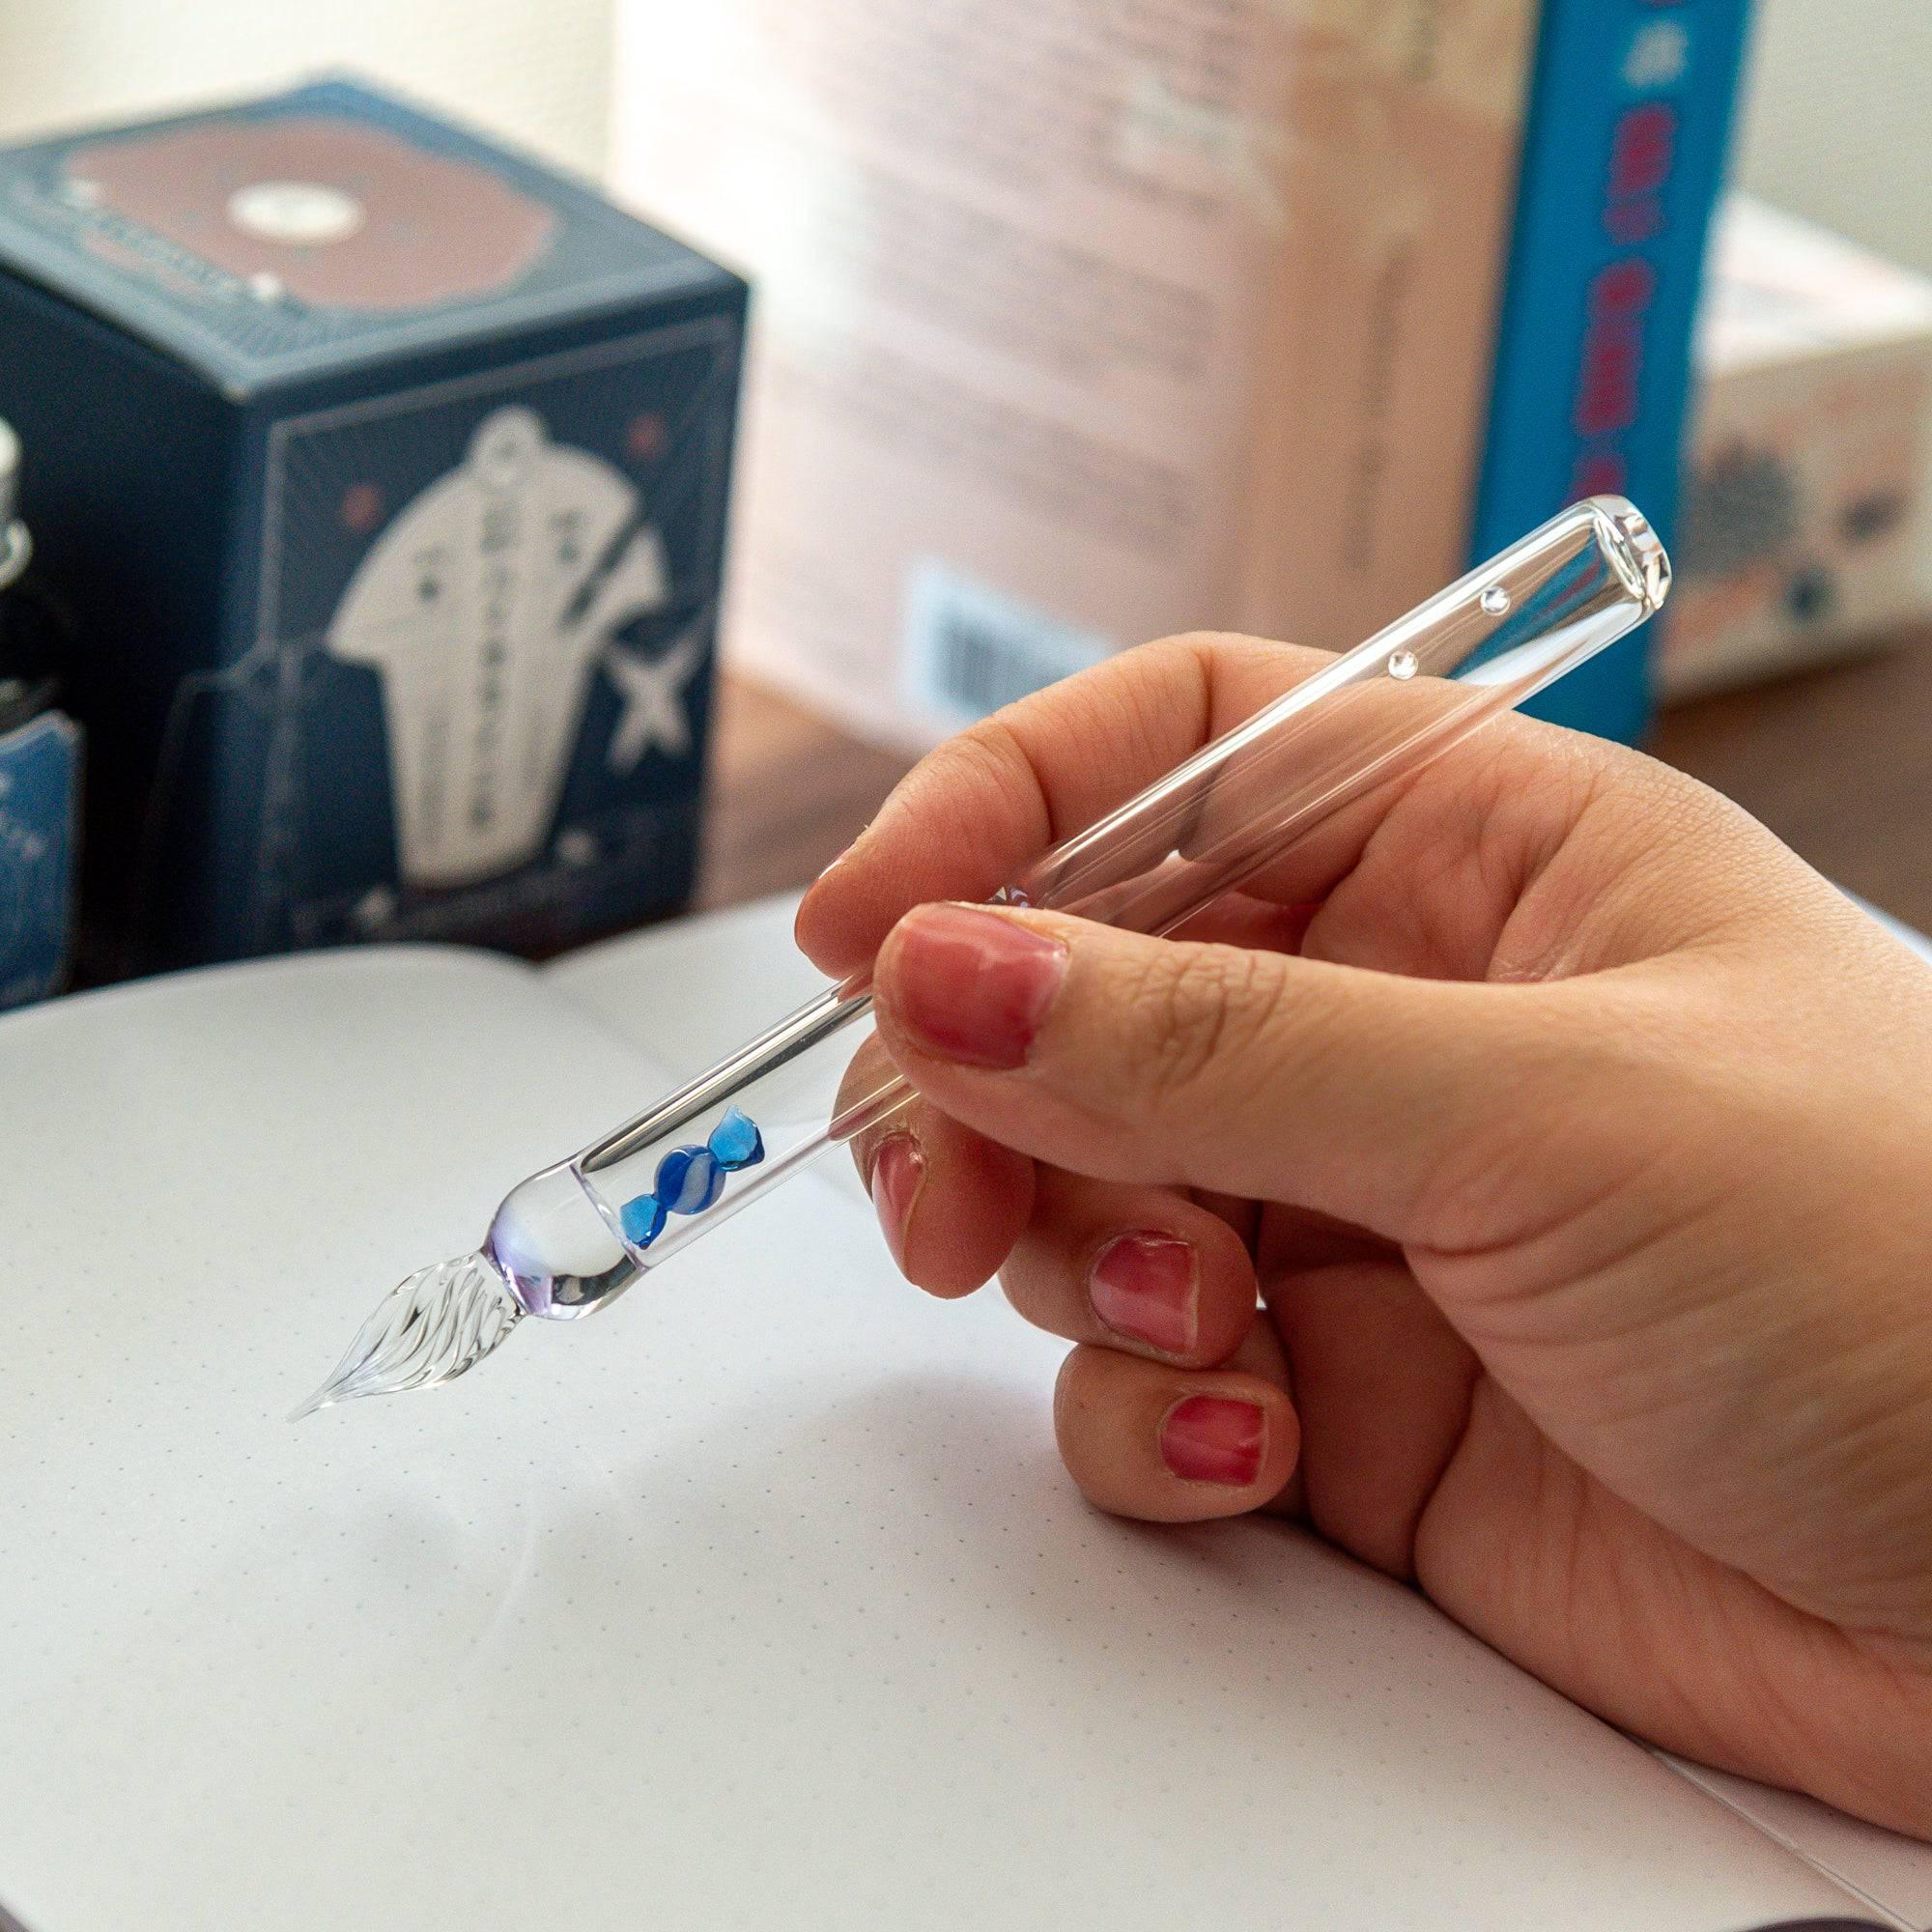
0,416,81,1008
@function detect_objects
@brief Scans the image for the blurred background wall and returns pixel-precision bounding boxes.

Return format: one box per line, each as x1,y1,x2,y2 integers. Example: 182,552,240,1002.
0,0,1923,273
0,0,616,180
1734,0,1932,274
0,0,1923,269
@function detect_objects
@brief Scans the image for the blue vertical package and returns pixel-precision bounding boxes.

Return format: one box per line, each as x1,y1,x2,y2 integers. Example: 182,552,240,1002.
1471,0,1756,743
0,416,80,1008
0,78,746,976
0,709,78,1005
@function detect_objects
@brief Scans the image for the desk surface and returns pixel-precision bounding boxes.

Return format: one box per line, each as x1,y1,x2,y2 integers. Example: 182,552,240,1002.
697,633,1932,935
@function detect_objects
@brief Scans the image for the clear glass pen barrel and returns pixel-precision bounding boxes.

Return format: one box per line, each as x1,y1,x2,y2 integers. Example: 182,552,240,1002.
483,496,1671,1323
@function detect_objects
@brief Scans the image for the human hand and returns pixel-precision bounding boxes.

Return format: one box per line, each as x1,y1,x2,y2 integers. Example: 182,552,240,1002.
795,631,1932,1835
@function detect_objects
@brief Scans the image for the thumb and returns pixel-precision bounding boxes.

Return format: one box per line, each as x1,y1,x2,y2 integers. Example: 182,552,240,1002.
869,901,1577,1244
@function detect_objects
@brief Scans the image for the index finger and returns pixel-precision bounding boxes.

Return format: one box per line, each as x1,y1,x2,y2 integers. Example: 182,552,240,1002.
796,630,1332,979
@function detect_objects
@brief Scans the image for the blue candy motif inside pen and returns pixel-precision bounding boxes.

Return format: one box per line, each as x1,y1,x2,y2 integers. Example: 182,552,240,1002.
619,1105,766,1250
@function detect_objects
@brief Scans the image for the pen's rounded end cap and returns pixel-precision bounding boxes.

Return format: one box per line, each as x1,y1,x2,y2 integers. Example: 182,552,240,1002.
1584,496,1673,615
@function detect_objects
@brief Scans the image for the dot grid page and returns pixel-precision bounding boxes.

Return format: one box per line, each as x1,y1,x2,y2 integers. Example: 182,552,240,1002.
0,948,1858,1931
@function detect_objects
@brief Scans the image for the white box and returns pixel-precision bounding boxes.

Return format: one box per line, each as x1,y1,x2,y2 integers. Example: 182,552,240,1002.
1665,196,1932,698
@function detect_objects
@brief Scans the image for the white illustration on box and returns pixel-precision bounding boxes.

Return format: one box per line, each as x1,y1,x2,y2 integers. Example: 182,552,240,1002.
327,406,700,891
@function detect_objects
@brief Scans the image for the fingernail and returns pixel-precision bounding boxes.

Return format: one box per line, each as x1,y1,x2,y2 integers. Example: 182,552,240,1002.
1089,1234,1197,1355
886,904,1067,1069
869,1133,924,1272
816,844,851,879
1160,1396,1265,1487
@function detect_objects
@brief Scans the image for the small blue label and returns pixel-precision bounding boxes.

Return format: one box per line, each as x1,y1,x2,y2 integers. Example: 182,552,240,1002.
0,710,79,1009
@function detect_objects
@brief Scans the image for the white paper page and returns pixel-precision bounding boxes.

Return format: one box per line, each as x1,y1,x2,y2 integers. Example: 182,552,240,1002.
0,946,1864,1930
547,890,822,1081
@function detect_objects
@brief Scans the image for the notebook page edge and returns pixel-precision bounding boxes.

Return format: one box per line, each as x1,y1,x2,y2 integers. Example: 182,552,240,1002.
1656,1754,1931,1931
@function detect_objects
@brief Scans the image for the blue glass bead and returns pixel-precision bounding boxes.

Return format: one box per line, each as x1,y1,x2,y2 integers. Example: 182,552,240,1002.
619,1191,668,1249
708,1106,765,1171
655,1145,724,1216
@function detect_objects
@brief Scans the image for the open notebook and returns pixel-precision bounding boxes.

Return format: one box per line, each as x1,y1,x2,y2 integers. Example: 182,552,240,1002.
2,895,1929,1932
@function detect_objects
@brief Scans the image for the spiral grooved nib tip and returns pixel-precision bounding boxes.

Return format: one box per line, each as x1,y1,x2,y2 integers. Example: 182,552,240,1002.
291,1252,523,1420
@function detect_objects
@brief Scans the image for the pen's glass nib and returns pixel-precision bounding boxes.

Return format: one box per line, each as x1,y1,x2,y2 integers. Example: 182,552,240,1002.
292,1251,522,1420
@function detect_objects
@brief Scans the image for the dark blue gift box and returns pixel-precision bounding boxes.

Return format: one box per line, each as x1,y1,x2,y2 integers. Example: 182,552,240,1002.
0,77,746,975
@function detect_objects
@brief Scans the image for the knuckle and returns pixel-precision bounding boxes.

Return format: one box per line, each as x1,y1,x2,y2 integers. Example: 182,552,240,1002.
883,715,1039,852
920,719,1034,821
1127,942,1277,1111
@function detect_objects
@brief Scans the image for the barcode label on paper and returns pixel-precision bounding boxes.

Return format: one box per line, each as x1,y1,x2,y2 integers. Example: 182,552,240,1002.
903,559,1116,722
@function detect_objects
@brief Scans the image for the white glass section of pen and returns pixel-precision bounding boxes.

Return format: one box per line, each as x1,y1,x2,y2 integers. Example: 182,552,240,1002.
295,495,1670,1414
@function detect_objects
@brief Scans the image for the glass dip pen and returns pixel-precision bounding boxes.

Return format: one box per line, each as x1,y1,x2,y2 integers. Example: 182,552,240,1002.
294,494,1671,1418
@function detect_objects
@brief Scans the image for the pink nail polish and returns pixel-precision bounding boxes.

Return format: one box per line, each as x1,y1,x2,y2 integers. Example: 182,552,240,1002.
1160,1396,1265,1487
885,904,1067,1069
869,1133,924,1273
1089,1234,1197,1355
